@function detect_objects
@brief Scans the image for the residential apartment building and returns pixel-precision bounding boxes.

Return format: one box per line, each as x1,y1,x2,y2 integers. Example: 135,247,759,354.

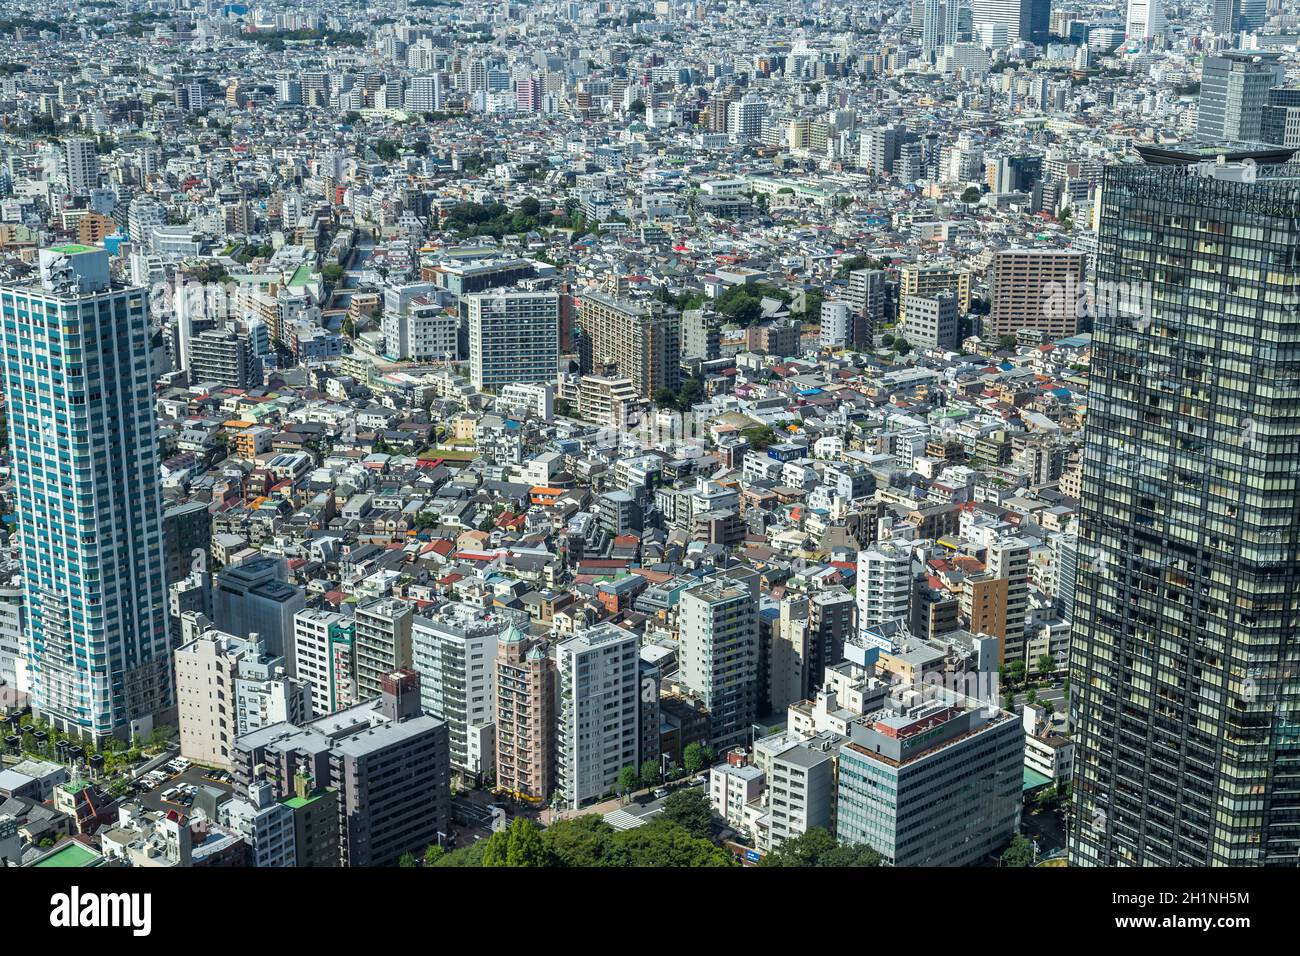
679,581,760,750
494,625,555,804
465,289,560,391
0,245,171,741
577,291,680,400
555,623,640,809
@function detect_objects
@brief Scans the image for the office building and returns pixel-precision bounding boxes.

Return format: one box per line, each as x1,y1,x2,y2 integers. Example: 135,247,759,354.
215,557,305,668
1070,154,1300,867
465,289,560,391
555,623,640,809
1124,0,1164,39
679,581,760,750
837,685,1023,865
1198,52,1287,144
0,245,171,741
900,291,960,351
1261,87,1300,149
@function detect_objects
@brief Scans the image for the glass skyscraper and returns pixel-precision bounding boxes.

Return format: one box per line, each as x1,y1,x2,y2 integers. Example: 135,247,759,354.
1070,154,1300,866
0,244,171,742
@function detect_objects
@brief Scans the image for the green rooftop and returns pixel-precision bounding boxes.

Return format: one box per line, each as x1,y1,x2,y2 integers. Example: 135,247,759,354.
32,842,100,867
1022,767,1053,793
283,788,332,810
47,243,97,255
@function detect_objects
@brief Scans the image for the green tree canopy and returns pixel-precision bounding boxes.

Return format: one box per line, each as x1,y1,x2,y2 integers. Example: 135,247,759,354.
661,787,714,839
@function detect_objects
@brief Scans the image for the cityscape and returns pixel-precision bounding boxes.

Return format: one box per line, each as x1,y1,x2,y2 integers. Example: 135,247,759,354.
0,0,1294,894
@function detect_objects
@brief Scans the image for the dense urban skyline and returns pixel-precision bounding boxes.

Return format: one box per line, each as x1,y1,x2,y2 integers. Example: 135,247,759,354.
0,0,1294,887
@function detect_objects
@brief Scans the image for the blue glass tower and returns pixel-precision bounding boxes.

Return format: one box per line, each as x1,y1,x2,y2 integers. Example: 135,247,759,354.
0,244,171,742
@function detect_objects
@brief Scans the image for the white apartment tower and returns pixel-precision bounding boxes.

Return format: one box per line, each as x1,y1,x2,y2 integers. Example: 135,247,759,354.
556,623,640,809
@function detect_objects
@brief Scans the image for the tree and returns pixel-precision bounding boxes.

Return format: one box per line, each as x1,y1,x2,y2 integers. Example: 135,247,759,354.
505,817,547,867
819,843,885,867
682,742,714,774
606,818,734,867
760,828,837,866
1008,659,1026,685
423,844,445,865
661,787,713,839
617,765,639,798
1037,654,1055,677
997,334,1019,351
430,839,489,867
894,338,913,356
1026,687,1038,706
739,425,775,451
542,814,615,867
397,852,417,867
1001,835,1034,867
961,186,982,204
640,760,661,790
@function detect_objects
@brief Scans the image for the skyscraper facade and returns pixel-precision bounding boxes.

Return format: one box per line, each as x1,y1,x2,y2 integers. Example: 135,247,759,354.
1069,155,1300,866
0,245,171,741
1197,51,1286,144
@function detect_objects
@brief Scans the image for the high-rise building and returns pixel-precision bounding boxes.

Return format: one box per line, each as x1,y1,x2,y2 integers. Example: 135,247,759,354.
352,597,413,703
0,246,171,741
846,268,886,349
232,669,450,867
494,626,555,804
555,623,640,809
465,289,560,391
1197,51,1287,144
62,138,99,195
413,604,526,781
856,542,915,644
1261,87,1300,149
837,684,1023,865
1069,153,1300,867
987,248,1088,339
1124,0,1164,39
679,581,760,750
576,291,681,400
